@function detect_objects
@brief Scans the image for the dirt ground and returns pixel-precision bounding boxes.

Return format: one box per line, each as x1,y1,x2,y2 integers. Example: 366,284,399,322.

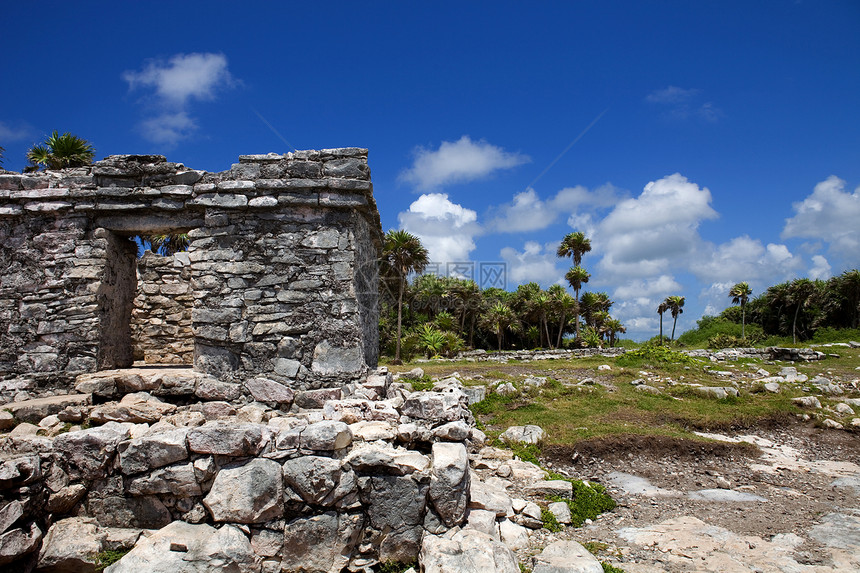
535,424,860,572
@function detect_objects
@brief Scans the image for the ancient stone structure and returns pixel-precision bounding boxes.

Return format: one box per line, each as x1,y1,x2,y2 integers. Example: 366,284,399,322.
131,251,194,365
0,150,382,394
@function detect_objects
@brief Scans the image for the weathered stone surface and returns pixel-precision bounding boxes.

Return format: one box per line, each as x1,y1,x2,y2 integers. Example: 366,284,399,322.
429,442,470,527
118,426,190,475
300,420,353,451
0,523,42,566
362,475,429,530
127,462,201,497
311,340,364,375
90,393,176,424
692,386,739,399
281,512,363,573
46,484,87,514
53,421,130,479
203,458,283,523
104,521,260,573
37,517,103,572
532,540,603,573
420,529,519,573
793,396,822,409
3,393,91,423
244,378,295,405
499,424,545,445
87,495,171,529
498,518,530,550
187,421,270,456
469,479,513,517
295,388,343,409
0,501,23,535
401,391,468,423
282,456,358,507
526,480,574,498
548,501,572,524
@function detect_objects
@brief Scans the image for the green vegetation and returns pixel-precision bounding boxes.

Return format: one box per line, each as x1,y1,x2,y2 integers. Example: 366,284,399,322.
378,560,418,573
616,344,699,367
601,562,626,573
519,563,533,573
26,131,95,171
547,477,617,527
583,541,609,554
95,549,130,571
541,506,563,532
379,230,626,361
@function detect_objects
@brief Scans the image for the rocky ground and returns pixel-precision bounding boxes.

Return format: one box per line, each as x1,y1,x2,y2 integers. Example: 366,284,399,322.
525,425,860,572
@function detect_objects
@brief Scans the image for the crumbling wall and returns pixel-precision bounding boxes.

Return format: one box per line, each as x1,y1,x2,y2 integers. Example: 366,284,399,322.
0,149,382,392
131,251,194,365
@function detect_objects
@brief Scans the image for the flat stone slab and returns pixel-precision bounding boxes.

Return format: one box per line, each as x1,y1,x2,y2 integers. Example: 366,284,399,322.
2,394,91,423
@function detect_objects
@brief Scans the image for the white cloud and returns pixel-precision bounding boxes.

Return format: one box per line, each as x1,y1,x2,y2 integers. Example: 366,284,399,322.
124,52,235,145
613,275,682,300
0,121,32,142
398,193,481,264
124,53,234,106
782,176,860,265
595,173,718,279
399,136,529,191
646,86,721,122
488,183,626,233
646,86,700,104
138,112,196,145
500,241,564,286
809,255,832,280
691,235,803,285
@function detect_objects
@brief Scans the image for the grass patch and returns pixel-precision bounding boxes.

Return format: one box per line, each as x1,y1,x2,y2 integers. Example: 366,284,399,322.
502,441,542,466
601,563,626,573
616,345,701,368
541,506,563,532
547,477,617,527
519,564,533,573
95,549,130,571
379,560,418,573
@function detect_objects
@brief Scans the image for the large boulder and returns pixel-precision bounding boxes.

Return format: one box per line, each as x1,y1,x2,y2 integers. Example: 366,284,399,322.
203,458,283,523
282,456,358,508
37,517,102,572
118,427,190,475
429,442,470,527
0,523,42,566
281,512,363,573
499,425,544,445
104,521,260,573
53,422,130,480
187,421,270,456
532,540,603,573
420,529,519,573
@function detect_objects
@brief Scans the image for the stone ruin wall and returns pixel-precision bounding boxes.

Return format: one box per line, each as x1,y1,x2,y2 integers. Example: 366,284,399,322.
0,149,382,396
131,251,194,365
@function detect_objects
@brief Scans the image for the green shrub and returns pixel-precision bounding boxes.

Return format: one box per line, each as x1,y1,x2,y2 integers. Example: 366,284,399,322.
95,549,130,571
616,345,698,367
547,475,617,526
601,562,626,573
379,560,418,573
408,375,435,392
541,507,563,532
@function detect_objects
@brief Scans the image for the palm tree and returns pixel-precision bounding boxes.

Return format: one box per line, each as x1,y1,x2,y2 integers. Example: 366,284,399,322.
381,230,429,363
729,282,753,339
604,318,626,347
657,301,668,345
480,302,520,351
534,292,553,348
557,231,592,267
548,284,577,348
833,270,860,329
146,233,191,256
664,295,685,341
788,278,815,344
26,131,95,171
564,266,590,338
0,145,5,168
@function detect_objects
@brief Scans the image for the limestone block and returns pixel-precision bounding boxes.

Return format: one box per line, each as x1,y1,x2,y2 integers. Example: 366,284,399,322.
53,421,130,480
499,424,545,445
282,456,358,507
127,462,201,497
37,517,103,572
532,540,603,573
0,523,42,567
204,459,283,523
311,340,364,375
362,475,429,530
102,521,260,573
118,428,189,475
300,420,353,451
419,529,519,573
525,480,573,499
429,442,470,527
281,512,363,573
187,421,270,456
401,391,467,423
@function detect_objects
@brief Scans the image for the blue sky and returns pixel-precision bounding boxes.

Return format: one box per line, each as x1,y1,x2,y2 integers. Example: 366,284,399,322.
2,1,859,339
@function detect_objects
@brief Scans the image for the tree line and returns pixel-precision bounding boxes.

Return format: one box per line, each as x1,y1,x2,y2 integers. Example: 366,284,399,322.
379,229,626,362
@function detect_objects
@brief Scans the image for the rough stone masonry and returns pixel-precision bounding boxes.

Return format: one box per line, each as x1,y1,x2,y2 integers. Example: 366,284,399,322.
0,150,382,395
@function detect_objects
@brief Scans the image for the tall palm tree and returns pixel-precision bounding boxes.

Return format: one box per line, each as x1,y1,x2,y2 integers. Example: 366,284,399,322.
729,282,753,339
564,266,590,338
834,270,860,329
26,131,95,171
657,301,668,345
788,278,815,344
381,230,429,363
534,292,553,348
557,231,592,267
480,302,520,351
146,233,191,256
664,295,685,341
548,284,577,348
604,318,626,347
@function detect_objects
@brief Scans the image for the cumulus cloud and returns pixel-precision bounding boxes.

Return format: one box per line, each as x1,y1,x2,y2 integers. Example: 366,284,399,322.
690,235,803,285
595,173,718,279
398,193,481,265
613,275,682,300
500,241,564,286
809,255,832,280
488,183,625,233
123,52,236,145
782,176,860,265
0,121,32,142
399,136,529,191
646,86,721,122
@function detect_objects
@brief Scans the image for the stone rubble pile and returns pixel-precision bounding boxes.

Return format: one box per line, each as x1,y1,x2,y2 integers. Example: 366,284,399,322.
0,369,604,572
